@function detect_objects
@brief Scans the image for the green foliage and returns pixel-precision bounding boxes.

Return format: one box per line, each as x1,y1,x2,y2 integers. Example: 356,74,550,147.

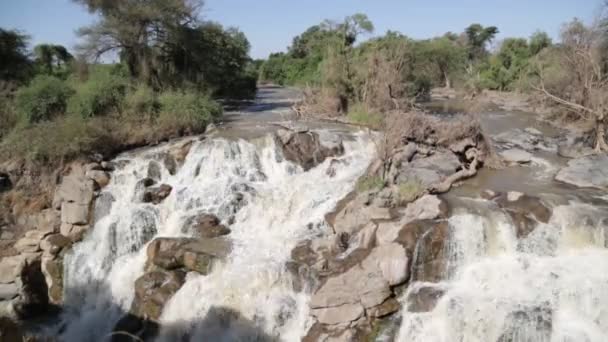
124,84,158,118
0,28,32,83
0,96,18,138
0,114,115,163
529,31,552,55
356,175,385,193
34,44,73,75
157,91,222,134
15,75,73,123
397,179,425,204
465,24,499,61
347,103,382,127
67,68,127,118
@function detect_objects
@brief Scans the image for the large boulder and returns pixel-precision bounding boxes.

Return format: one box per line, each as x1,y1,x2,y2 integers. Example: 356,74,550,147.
555,154,608,189
131,270,185,320
275,130,344,171
146,237,231,275
41,256,64,304
408,221,450,283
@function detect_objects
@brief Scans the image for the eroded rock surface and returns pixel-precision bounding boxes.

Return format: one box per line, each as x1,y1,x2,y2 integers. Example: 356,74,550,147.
555,154,608,189
275,129,344,171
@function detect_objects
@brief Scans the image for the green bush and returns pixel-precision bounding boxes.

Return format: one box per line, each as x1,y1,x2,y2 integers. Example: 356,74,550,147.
15,75,73,123
397,179,425,204
124,84,159,118
356,175,385,193
348,103,383,128
157,91,222,134
67,69,127,118
0,115,116,163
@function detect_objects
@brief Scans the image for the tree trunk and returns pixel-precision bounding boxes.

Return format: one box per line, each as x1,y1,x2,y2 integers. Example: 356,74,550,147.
594,118,608,152
444,71,451,89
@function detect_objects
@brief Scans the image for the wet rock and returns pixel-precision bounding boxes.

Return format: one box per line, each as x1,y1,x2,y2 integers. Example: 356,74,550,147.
147,161,162,182
405,285,445,313
409,221,449,283
494,192,552,239
555,154,608,189
557,133,595,158
182,213,231,238
93,192,115,223
494,128,555,152
131,270,186,320
146,237,231,274
325,159,347,178
142,184,172,204
162,140,193,176
275,129,344,171
111,314,159,342
41,256,63,304
501,148,532,164
367,297,401,318
0,317,23,342
40,234,71,256
330,194,393,236
481,189,499,200
497,306,552,342
87,169,110,188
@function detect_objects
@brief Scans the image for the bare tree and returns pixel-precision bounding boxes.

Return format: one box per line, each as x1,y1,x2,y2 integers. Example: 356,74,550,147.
534,18,608,152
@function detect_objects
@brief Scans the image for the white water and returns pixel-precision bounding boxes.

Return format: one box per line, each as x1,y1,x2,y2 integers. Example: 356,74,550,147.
398,202,608,342
59,132,376,341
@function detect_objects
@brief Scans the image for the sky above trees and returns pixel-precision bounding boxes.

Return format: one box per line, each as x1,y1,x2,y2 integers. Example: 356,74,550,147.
0,0,601,59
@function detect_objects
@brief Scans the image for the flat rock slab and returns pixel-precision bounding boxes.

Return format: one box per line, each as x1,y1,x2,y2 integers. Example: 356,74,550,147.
555,154,608,189
501,148,532,164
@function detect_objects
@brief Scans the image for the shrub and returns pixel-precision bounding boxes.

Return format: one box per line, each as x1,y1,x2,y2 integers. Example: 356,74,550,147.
15,75,73,123
157,91,222,135
124,84,159,119
347,103,383,128
397,179,425,204
0,115,117,163
67,69,127,118
356,175,385,193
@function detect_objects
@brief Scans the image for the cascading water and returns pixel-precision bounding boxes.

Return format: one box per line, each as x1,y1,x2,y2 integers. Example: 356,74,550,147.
397,200,608,342
58,131,376,341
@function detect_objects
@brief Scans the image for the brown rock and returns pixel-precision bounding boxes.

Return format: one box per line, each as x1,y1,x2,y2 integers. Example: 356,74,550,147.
41,256,63,304
143,184,172,204
87,169,111,188
40,234,71,256
182,213,231,238
408,221,449,283
131,270,185,320
275,130,344,171
368,297,401,318
61,202,90,225
495,192,552,238
405,285,445,313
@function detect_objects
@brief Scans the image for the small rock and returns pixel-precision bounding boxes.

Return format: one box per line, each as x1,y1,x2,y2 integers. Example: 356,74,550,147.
143,184,172,204
368,297,401,318
131,270,185,320
524,127,542,136
501,148,532,164
507,191,524,202
405,285,445,313
87,169,111,188
481,189,498,200
182,213,231,239
147,161,162,182
40,234,72,256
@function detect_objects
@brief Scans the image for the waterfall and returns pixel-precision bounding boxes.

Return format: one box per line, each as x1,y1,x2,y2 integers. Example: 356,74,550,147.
397,202,608,342
59,131,376,341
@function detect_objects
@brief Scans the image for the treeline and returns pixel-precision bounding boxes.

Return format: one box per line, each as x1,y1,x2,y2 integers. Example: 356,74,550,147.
0,0,257,164
259,14,554,95
259,12,608,151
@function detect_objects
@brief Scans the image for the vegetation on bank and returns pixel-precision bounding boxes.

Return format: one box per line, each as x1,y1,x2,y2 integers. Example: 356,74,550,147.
0,0,256,165
260,9,608,152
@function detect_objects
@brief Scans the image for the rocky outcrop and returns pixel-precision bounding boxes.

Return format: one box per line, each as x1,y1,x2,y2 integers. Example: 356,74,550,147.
121,235,232,334
493,191,552,239
555,154,608,189
301,194,449,339
275,129,344,171
142,184,172,204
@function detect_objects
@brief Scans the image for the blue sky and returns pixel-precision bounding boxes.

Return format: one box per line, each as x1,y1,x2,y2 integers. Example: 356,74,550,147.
0,0,602,59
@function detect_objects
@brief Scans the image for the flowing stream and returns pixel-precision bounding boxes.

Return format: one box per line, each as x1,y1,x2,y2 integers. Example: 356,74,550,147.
59,132,376,341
